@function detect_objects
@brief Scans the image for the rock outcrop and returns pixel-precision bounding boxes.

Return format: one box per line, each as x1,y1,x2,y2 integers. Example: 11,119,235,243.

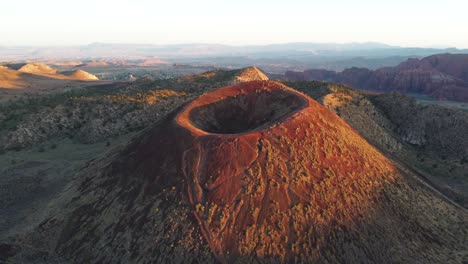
285,53,468,102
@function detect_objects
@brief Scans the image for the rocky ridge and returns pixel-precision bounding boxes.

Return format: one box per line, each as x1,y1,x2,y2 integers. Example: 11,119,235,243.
285,53,468,102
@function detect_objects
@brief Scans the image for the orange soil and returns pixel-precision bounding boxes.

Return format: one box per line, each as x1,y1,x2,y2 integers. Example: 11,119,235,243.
170,81,398,261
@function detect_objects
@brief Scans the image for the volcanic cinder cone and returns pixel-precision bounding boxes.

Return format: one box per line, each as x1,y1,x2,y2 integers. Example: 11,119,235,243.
176,81,398,260
54,81,466,263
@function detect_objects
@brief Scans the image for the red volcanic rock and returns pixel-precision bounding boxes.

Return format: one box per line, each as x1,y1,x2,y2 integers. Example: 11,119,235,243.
148,80,397,261
423,53,468,82
55,80,467,263
285,54,468,102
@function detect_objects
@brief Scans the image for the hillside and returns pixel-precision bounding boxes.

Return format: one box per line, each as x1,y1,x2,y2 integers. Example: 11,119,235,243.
2,81,464,263
285,53,468,102
17,63,59,76
285,81,468,206
2,62,99,81
0,63,103,101
0,68,466,263
1,68,465,204
233,66,269,83
60,70,99,81
0,66,269,150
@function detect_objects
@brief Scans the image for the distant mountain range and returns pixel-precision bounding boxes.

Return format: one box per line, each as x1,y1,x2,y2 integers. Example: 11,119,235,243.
2,42,468,74
1,42,467,62
285,53,468,102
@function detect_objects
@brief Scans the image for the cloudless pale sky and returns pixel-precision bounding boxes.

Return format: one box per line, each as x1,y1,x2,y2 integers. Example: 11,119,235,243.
1,0,467,48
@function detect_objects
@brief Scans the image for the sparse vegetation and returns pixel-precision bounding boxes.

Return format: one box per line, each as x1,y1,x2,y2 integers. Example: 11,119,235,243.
48,80,467,264
1,68,466,263
282,80,468,207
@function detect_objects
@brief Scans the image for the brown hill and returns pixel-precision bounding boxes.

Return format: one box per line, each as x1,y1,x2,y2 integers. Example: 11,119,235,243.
172,66,269,93
0,65,69,91
5,62,98,81
0,63,103,101
24,81,466,263
137,58,168,66
61,70,99,81
17,62,59,75
233,66,269,83
285,53,468,102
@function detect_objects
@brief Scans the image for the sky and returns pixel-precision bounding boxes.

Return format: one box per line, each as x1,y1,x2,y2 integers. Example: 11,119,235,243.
1,0,467,48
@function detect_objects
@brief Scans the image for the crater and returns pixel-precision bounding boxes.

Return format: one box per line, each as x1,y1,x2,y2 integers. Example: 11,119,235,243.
188,88,307,134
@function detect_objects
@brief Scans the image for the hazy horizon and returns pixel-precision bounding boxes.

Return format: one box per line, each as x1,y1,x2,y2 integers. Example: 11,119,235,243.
0,41,464,50
1,0,467,48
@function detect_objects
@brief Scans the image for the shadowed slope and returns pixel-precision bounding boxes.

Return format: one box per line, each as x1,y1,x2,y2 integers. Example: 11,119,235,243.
0,66,23,89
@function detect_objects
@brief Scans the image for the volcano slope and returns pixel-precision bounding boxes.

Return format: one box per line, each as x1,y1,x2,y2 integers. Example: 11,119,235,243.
19,81,467,263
